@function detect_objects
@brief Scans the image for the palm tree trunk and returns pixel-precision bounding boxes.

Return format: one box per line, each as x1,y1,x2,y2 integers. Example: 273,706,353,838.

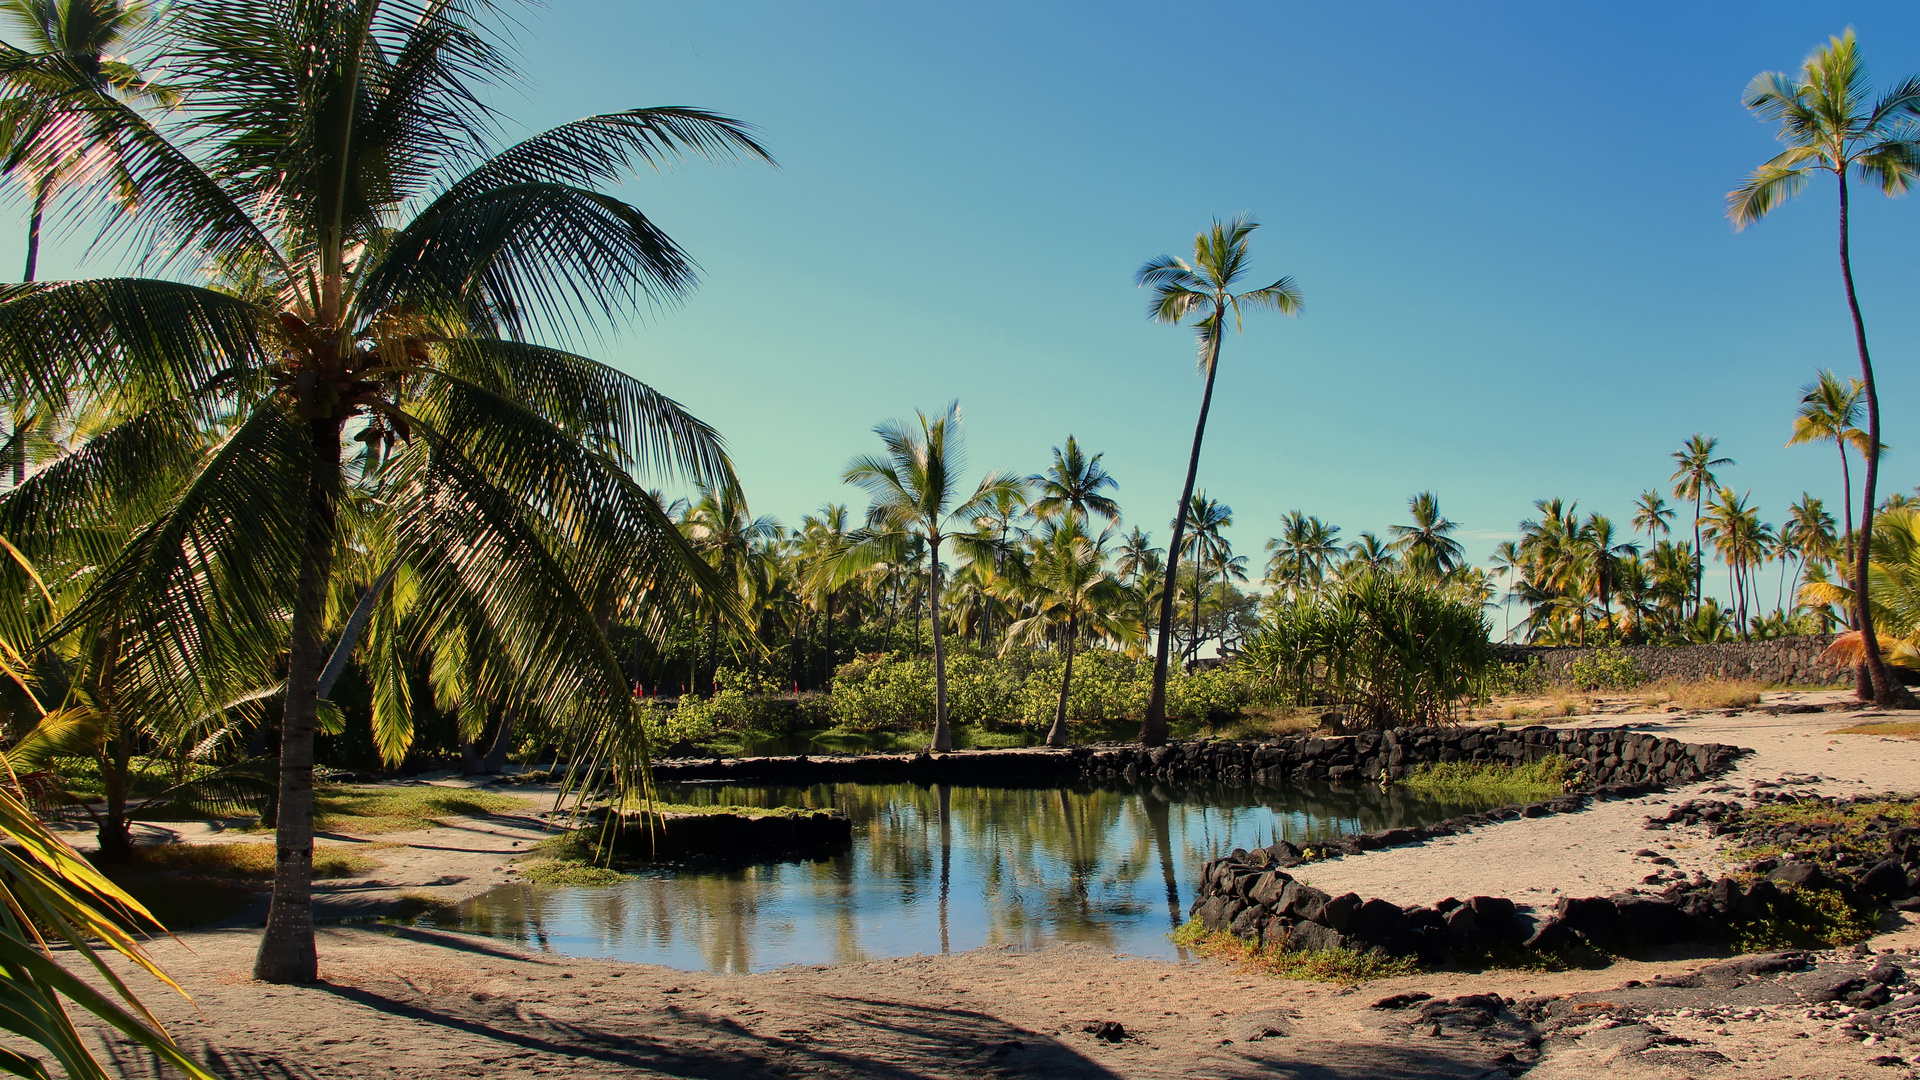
1692,496,1704,617
1837,174,1906,706
22,180,45,284
1839,441,1855,562
928,534,951,752
481,708,517,773
823,590,836,686
1143,312,1225,746
1047,612,1077,748
253,414,343,984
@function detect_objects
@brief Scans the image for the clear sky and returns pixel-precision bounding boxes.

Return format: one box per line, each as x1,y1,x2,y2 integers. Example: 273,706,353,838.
16,1,1920,603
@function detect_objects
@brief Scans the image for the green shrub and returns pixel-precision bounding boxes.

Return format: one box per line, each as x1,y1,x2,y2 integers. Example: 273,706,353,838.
1483,657,1549,696
519,860,628,886
1567,647,1643,691
1241,573,1492,728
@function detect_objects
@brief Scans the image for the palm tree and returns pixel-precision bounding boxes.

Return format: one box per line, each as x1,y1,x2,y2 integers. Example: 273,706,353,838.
0,0,177,282
1389,491,1464,578
1263,510,1341,600
1133,216,1301,745
1631,490,1675,546
1343,531,1396,576
1115,526,1161,588
1028,435,1118,525
1784,493,1838,615
1579,513,1638,631
798,504,853,685
840,402,1017,752
1669,435,1733,616
1488,539,1522,641
1787,370,1873,545
1003,519,1136,747
683,482,781,694
1178,492,1234,662
1703,488,1775,637
1729,29,1920,704
0,2,766,983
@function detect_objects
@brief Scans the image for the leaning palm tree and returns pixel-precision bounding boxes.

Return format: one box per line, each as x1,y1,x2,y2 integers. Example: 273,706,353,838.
1133,216,1301,745
1729,28,1920,704
1787,369,1873,544
0,2,765,983
1669,435,1734,616
1003,518,1137,747
1027,435,1119,525
839,402,1017,752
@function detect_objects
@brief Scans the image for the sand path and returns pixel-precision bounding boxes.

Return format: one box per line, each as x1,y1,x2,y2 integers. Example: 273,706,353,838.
1303,691,1920,912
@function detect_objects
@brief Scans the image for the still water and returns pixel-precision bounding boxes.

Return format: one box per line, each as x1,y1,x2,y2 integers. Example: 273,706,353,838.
432,780,1495,973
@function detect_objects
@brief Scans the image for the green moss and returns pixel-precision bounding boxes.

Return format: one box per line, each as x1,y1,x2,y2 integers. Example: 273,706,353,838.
1401,755,1574,802
519,860,628,886
1171,918,1418,983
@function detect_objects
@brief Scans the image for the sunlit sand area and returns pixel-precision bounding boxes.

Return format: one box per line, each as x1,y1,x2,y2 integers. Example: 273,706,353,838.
5,3,1920,1078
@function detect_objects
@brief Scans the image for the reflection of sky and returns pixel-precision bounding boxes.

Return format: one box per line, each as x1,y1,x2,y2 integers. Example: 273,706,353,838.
442,781,1494,973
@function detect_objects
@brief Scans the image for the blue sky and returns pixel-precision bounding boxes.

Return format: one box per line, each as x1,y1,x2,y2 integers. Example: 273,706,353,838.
17,1,1920,599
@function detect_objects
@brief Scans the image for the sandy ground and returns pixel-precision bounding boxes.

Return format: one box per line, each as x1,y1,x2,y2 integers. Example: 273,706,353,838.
52,691,1920,1079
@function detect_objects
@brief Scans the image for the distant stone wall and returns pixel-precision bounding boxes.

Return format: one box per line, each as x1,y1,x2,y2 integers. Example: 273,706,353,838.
1492,635,1845,688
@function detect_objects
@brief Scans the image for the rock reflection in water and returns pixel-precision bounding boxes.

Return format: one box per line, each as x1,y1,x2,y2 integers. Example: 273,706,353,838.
437,779,1496,973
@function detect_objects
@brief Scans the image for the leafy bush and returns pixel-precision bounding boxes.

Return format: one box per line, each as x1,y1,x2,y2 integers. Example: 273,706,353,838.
519,860,628,886
1567,647,1643,691
1242,573,1492,728
1483,657,1549,696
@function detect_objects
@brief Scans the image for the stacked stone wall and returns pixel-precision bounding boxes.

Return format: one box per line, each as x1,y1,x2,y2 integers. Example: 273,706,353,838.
1493,635,1844,687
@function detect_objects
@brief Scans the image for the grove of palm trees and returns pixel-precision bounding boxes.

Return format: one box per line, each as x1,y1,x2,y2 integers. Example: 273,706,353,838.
2,5,1920,1079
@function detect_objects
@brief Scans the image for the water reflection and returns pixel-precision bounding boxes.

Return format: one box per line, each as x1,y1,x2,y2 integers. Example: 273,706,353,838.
437,779,1495,972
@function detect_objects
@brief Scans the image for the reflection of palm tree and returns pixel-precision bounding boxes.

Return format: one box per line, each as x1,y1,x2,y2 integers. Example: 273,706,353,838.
1141,793,1184,943
937,782,951,954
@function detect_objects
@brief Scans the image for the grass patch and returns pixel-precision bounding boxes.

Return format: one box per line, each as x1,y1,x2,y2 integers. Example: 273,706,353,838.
127,841,382,879
1401,755,1574,802
1171,918,1416,983
1830,720,1920,737
306,785,528,834
519,859,629,886
1648,678,1763,711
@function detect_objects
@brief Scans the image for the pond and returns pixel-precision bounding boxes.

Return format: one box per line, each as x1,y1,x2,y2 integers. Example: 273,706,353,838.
429,779,1499,973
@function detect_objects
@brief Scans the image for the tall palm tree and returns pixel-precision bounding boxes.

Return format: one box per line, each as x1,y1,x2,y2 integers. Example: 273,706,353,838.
1003,518,1136,747
1703,488,1775,637
1787,369,1873,545
0,1,767,983
797,504,853,685
1631,490,1675,546
1729,29,1920,704
1488,538,1522,641
1133,216,1301,745
1028,435,1118,525
1389,491,1463,578
1669,435,1733,616
840,402,1017,752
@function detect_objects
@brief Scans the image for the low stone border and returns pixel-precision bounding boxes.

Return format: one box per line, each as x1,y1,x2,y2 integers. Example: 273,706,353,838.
633,723,1746,795
1189,793,1920,965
